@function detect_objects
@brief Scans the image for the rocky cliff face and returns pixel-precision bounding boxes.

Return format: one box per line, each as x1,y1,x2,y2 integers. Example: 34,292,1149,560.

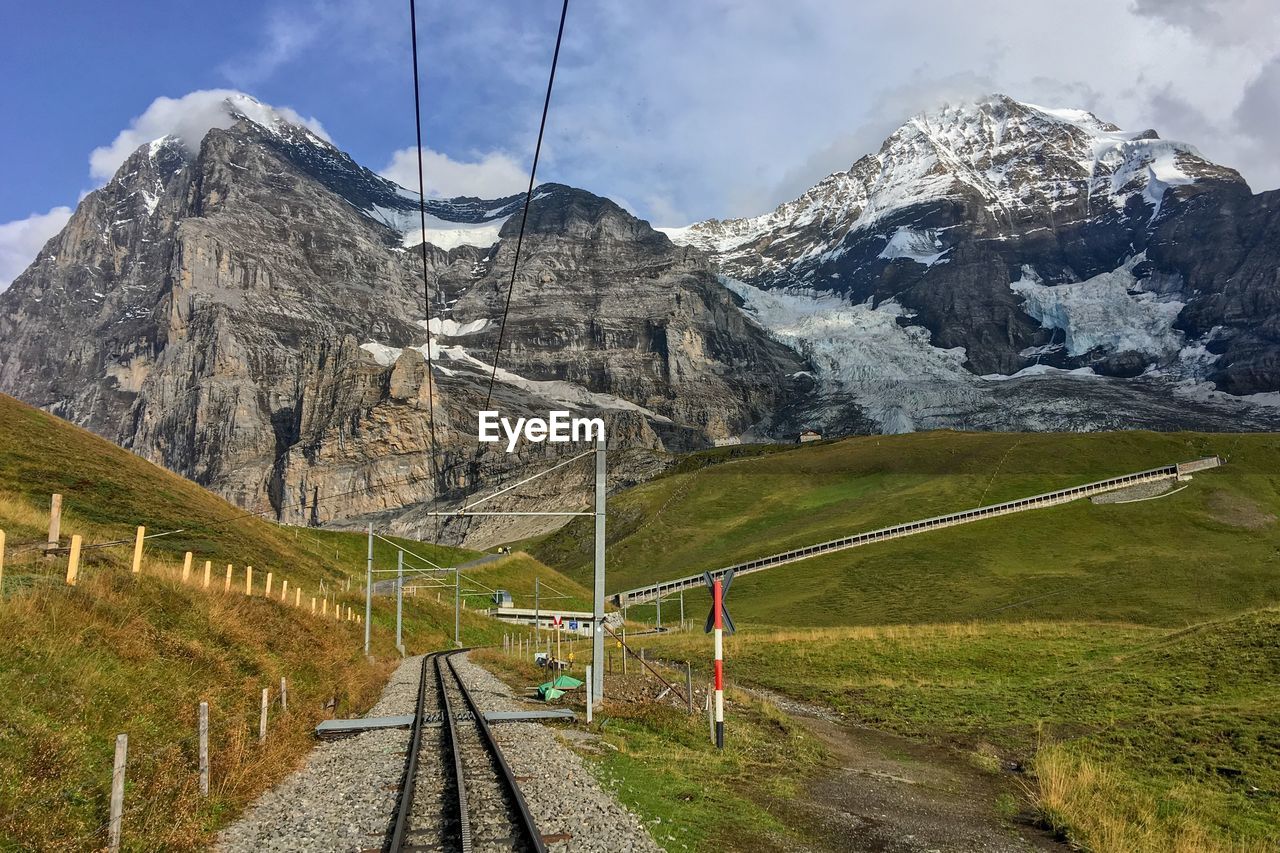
3,93,1278,541
0,97,804,541
660,95,1280,432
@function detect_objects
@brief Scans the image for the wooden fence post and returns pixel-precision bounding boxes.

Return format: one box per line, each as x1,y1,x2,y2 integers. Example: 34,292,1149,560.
181,552,193,583
264,572,273,598
224,564,232,592
131,526,144,574
322,599,327,616
47,493,62,553
259,688,268,742
280,677,288,712
280,578,287,603
198,702,209,796
108,732,127,852
65,534,82,586
295,588,301,607
203,561,211,589
245,566,253,596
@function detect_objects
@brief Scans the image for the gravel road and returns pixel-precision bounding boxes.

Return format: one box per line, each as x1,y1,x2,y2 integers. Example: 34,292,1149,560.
215,656,426,853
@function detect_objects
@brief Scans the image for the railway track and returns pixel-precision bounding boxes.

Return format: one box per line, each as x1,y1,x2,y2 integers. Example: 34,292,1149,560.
386,651,546,853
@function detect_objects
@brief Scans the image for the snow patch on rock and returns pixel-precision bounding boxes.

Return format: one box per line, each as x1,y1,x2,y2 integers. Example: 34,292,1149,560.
359,337,670,422
416,317,492,337
878,227,949,266
364,205,508,250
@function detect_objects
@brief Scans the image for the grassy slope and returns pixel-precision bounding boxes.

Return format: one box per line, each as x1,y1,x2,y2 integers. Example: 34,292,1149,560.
0,394,577,850
458,553,594,613
525,431,1280,851
641,612,1280,851
532,431,1280,627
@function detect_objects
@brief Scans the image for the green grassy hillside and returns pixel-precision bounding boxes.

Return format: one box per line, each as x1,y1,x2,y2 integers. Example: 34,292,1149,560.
0,393,577,850
525,430,1280,851
639,611,1280,851
531,431,1280,627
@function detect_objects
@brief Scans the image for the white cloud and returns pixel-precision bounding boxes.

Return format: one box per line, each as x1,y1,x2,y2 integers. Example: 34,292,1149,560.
88,89,330,182
0,206,72,291
380,148,528,199
219,10,321,87
1130,0,1280,48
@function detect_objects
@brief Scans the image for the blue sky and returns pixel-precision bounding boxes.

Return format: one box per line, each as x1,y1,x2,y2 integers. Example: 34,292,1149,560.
3,0,1279,287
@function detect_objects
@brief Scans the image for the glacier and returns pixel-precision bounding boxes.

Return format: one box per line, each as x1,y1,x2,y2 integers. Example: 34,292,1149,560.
1009,255,1184,359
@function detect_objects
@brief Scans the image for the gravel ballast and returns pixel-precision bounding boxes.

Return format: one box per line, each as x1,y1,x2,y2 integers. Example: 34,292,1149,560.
215,655,426,853
215,653,661,852
449,654,663,853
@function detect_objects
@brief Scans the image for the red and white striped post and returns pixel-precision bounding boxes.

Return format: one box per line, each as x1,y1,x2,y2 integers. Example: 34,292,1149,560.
712,577,725,749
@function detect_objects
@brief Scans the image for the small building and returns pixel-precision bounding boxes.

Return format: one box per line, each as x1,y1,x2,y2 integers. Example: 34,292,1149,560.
799,429,822,443
492,589,514,609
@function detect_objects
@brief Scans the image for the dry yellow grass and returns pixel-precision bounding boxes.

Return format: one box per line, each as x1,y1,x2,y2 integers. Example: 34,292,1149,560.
1033,742,1271,853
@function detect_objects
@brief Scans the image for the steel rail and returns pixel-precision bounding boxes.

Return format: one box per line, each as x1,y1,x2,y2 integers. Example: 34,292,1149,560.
439,654,474,853
446,653,547,853
384,653,434,852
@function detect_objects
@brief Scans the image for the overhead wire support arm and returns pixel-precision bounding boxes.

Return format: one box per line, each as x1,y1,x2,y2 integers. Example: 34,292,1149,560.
460,449,595,512
423,510,593,517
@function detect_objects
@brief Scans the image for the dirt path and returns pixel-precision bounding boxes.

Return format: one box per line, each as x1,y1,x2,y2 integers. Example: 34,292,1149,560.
752,687,1065,853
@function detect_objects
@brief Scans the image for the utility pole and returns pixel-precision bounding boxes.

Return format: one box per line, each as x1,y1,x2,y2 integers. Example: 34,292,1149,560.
454,568,460,648
535,577,540,642
364,523,373,656
396,550,404,653
591,437,606,706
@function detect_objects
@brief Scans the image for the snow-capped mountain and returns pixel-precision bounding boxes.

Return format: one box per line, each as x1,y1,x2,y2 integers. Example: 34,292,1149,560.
661,94,1280,432
0,95,804,541
1,93,1277,540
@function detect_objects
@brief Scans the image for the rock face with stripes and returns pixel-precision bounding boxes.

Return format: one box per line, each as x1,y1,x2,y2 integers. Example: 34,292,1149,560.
0,95,805,536
1,93,1278,541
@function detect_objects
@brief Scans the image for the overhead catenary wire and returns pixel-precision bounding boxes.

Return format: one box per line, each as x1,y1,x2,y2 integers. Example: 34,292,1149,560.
17,2,576,561
450,0,571,545
481,0,569,413
408,0,443,545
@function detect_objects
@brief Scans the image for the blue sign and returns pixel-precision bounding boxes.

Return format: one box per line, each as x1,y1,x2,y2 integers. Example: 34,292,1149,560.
568,620,579,631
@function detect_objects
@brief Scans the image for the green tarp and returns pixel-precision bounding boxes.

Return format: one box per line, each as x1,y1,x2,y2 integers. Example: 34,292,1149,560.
537,674,583,702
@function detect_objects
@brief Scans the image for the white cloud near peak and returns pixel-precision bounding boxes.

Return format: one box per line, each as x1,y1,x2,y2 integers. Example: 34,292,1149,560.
88,89,330,182
381,148,528,199
0,206,73,291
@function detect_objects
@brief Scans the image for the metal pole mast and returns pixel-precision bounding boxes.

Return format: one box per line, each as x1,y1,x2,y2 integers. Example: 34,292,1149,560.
535,577,540,641
454,567,460,648
396,550,404,652
364,523,373,656
656,594,662,630
591,437,606,705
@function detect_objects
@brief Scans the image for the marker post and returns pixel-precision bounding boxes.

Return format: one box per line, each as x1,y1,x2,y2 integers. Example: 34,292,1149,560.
712,579,724,748
704,570,735,750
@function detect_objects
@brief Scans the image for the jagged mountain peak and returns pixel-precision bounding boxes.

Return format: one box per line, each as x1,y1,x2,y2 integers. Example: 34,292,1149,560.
662,94,1244,262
